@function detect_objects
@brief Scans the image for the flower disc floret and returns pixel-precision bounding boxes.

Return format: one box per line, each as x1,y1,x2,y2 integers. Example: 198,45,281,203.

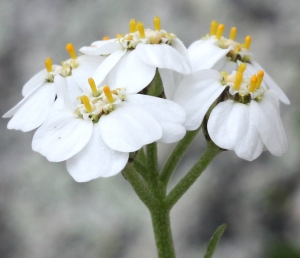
222,70,266,104
75,86,126,123
118,29,176,50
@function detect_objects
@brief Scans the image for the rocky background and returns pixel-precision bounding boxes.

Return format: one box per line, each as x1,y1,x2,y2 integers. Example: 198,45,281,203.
0,0,300,257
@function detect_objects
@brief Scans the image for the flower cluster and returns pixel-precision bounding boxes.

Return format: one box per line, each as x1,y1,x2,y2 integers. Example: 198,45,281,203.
3,17,289,181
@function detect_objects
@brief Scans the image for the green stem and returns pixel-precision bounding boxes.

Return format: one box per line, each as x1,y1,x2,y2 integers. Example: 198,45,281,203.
150,207,176,258
122,163,157,209
160,129,200,185
164,141,221,210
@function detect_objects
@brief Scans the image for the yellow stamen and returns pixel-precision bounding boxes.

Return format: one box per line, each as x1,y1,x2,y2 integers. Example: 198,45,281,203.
103,85,114,103
45,57,52,73
129,19,137,33
210,20,218,36
116,34,124,39
102,36,110,40
249,74,257,93
66,43,77,59
88,78,98,95
80,95,92,113
137,22,145,38
154,16,161,31
256,70,264,88
229,27,237,40
234,71,243,90
244,36,251,50
237,63,246,73
216,24,225,40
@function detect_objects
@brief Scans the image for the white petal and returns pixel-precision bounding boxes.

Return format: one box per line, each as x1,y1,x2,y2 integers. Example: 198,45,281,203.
136,44,191,74
173,70,224,130
126,94,186,143
234,117,264,161
72,55,105,90
157,122,186,143
66,123,128,182
171,38,191,67
108,50,155,93
3,81,46,118
250,60,290,104
188,39,229,71
22,69,48,96
159,68,183,99
79,40,121,55
126,94,186,124
208,101,249,150
93,50,126,85
6,83,56,132
54,76,82,111
99,102,162,152
32,111,93,162
250,93,288,156
213,59,238,73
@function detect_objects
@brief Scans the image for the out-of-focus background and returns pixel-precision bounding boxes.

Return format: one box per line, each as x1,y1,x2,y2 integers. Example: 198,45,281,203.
0,0,300,257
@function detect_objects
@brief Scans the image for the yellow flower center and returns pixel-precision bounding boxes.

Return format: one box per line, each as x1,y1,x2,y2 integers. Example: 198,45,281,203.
222,64,266,104
205,21,253,63
116,16,176,50
75,79,126,123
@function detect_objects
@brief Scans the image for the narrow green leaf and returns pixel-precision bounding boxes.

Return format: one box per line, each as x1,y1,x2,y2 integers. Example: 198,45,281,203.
203,224,227,258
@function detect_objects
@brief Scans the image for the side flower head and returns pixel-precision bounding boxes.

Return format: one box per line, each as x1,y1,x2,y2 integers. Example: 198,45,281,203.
3,58,61,132
188,20,290,104
32,76,186,182
79,16,191,98
173,63,288,161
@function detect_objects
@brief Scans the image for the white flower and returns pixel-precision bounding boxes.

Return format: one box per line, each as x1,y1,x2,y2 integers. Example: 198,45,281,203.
173,64,288,161
79,17,191,98
32,76,186,182
3,58,61,131
188,21,290,104
207,91,287,161
3,44,104,132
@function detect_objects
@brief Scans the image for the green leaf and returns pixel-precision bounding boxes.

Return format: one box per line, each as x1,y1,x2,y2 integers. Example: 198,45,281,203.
203,224,227,258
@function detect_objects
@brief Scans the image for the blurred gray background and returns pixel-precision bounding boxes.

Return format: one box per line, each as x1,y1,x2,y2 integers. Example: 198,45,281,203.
1,0,300,257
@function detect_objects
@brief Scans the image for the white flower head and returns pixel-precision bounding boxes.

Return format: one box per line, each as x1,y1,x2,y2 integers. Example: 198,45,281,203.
174,63,288,161
79,16,191,98
188,21,290,104
32,76,186,182
3,58,61,132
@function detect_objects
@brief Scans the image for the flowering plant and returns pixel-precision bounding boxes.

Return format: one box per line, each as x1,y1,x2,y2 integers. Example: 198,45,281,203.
3,17,288,258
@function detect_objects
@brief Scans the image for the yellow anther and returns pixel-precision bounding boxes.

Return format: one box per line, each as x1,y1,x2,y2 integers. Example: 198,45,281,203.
137,22,145,38
210,20,218,36
154,16,161,31
221,71,228,80
216,24,225,40
66,43,77,59
249,74,257,93
102,36,110,40
129,19,137,33
88,78,98,95
103,85,114,103
234,71,243,90
116,34,124,39
80,95,92,113
237,63,246,73
256,70,264,88
244,36,252,50
45,57,52,73
229,27,237,40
